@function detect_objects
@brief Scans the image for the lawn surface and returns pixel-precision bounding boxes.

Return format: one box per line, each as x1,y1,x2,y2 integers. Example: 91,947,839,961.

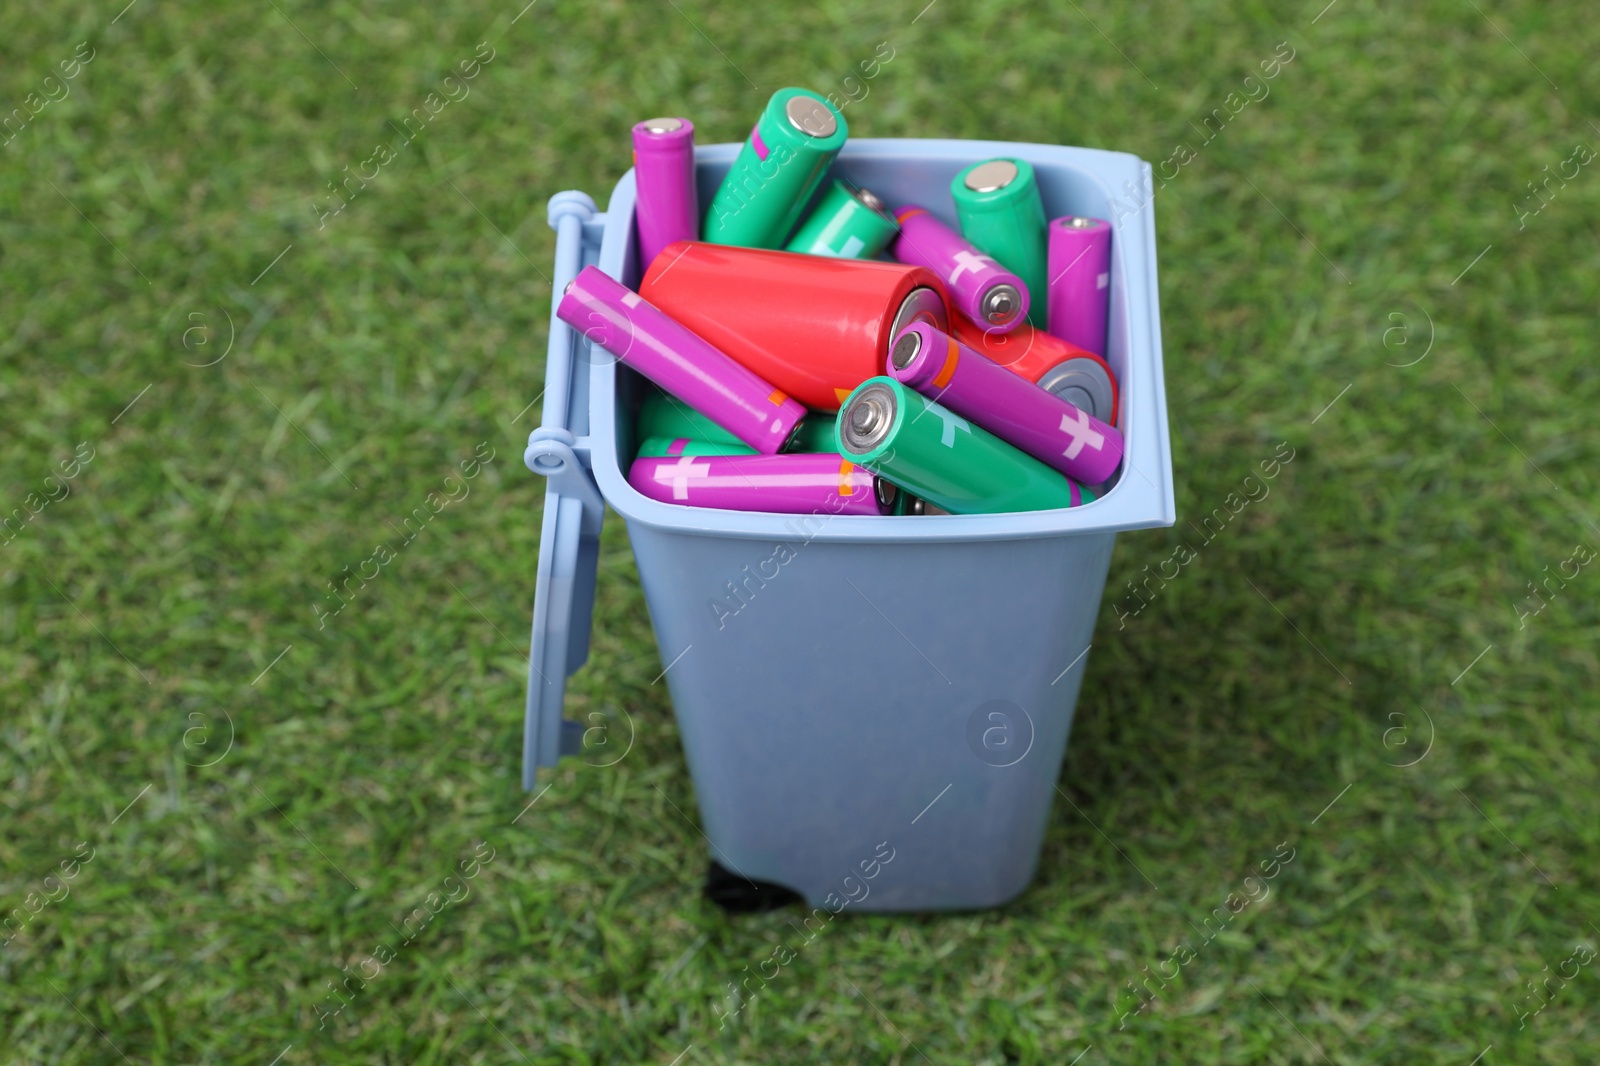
2,1,1598,1063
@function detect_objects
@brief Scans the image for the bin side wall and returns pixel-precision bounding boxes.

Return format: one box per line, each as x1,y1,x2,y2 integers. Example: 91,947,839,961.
628,522,1117,910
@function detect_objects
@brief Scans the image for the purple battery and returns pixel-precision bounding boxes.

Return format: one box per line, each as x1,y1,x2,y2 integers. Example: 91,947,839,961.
632,117,698,273
628,453,885,515
891,205,1029,334
557,265,804,454
888,321,1123,486
1045,216,1111,357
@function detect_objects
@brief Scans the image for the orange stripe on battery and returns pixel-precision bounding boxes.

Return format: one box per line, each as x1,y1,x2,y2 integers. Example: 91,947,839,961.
768,389,788,406
932,336,960,388
668,438,687,457
895,206,928,224
838,458,855,496
835,387,852,404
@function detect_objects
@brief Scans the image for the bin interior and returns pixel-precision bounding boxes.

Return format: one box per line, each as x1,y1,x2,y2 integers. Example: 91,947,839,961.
582,139,1173,542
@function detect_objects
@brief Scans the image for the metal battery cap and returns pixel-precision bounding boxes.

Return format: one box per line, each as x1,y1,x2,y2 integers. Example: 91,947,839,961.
640,117,683,134
780,419,807,452
851,185,893,220
888,286,947,347
964,160,1019,193
890,329,922,370
873,477,898,510
785,96,837,138
1035,357,1116,423
981,283,1023,326
840,382,897,454
1061,216,1097,229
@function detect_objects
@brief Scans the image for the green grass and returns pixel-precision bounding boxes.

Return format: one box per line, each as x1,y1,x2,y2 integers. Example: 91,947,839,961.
2,0,1598,1062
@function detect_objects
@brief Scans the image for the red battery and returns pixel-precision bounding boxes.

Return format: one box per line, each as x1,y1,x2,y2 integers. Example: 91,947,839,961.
950,314,1120,426
638,240,950,411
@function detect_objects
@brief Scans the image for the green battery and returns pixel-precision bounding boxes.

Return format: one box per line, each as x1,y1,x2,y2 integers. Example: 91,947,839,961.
636,389,747,448
835,377,1086,514
703,88,848,248
782,412,842,453
635,435,756,459
950,158,1049,327
784,179,899,258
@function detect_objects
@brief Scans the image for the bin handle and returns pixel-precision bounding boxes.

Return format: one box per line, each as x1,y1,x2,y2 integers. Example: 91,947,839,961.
522,190,605,789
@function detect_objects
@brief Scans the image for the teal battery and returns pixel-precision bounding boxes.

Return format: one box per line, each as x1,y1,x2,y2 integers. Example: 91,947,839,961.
836,377,1091,514
785,180,899,258
703,89,848,248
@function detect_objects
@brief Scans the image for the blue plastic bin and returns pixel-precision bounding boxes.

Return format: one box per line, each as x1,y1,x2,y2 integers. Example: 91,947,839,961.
524,138,1173,911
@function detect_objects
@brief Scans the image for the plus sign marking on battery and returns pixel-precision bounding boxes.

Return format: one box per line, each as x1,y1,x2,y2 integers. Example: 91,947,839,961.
654,456,712,499
1058,409,1105,459
947,250,997,284
921,396,971,447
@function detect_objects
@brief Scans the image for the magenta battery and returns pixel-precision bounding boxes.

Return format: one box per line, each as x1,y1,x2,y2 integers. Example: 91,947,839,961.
1045,216,1111,356
628,452,885,515
557,265,805,454
887,321,1123,486
891,205,1028,333
632,117,698,271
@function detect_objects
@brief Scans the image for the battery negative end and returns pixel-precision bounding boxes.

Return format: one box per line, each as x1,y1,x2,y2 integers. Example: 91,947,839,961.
640,117,684,134
890,330,922,370
1035,358,1115,424
964,159,1019,193
785,96,837,138
889,286,948,343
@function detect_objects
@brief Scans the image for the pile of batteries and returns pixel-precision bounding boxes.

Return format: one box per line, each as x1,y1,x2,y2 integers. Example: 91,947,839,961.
557,87,1124,516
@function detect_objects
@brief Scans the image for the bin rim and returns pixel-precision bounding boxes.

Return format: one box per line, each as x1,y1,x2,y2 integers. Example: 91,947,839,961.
581,137,1174,544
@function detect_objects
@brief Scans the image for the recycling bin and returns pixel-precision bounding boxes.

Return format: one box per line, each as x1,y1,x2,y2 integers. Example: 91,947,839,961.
523,139,1174,911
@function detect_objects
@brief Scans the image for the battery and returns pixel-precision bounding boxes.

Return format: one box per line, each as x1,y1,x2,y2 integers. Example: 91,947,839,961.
629,452,885,515
888,323,1123,486
836,377,1089,514
1046,216,1111,357
950,158,1049,327
890,204,1028,333
785,179,899,259
703,88,848,248
557,265,805,454
632,117,698,273
950,315,1120,425
784,413,841,453
639,241,949,411
635,436,757,459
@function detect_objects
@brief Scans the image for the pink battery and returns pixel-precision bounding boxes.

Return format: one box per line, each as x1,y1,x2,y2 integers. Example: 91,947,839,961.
632,117,698,272
628,453,885,515
891,205,1029,334
557,265,804,454
1045,216,1111,357
888,321,1123,486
